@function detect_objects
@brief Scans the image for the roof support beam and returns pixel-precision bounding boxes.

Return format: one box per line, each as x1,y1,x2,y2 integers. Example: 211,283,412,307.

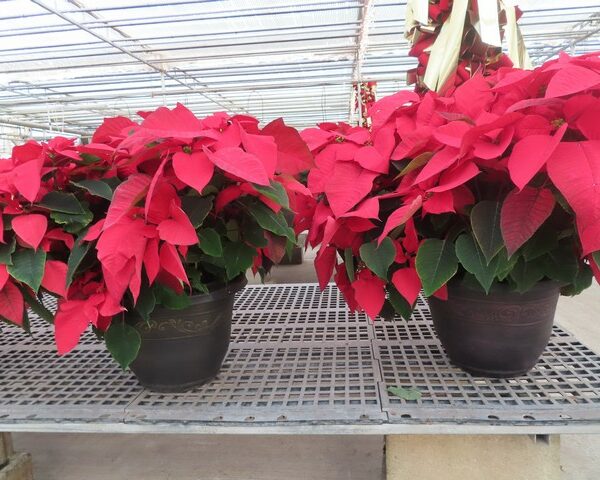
349,0,375,123
30,0,250,115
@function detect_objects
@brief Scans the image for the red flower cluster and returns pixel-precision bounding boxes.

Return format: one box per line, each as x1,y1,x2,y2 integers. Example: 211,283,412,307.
0,104,312,355
301,52,600,320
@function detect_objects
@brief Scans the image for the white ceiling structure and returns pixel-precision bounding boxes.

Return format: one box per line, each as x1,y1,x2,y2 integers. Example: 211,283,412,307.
0,0,598,153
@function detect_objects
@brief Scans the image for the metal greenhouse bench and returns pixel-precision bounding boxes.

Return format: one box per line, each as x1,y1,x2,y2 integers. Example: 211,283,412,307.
2,283,600,479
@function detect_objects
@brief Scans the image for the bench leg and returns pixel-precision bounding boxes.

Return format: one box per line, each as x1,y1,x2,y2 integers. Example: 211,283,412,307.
385,434,560,480
0,434,33,480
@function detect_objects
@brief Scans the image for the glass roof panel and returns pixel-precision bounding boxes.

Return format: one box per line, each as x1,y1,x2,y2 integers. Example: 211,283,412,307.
0,0,598,155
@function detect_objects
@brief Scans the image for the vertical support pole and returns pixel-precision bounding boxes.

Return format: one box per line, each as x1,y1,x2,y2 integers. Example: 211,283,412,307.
357,85,363,127
349,0,374,125
385,434,560,480
161,69,166,107
1,433,14,467
348,84,357,124
0,433,34,480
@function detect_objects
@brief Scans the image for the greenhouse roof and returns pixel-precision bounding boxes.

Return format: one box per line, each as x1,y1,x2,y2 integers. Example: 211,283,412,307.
0,0,598,151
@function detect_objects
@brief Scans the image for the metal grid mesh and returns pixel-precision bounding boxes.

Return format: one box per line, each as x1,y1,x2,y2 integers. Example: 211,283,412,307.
235,283,345,312
0,347,140,421
1,283,600,431
376,341,600,423
374,299,600,424
128,344,382,423
232,309,371,344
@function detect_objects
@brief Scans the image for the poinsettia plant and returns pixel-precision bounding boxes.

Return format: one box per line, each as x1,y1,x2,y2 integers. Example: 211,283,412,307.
0,104,312,367
300,51,600,320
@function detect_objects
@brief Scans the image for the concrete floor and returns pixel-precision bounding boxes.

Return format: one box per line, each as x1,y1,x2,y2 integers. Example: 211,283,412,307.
554,284,600,480
12,249,600,479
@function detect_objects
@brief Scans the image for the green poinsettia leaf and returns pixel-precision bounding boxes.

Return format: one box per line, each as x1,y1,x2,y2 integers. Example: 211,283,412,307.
248,202,295,243
72,179,114,201
21,309,30,334
243,221,268,248
223,241,256,280
388,288,414,321
225,219,240,242
79,153,102,165
66,239,92,288
181,196,213,228
387,385,421,401
7,249,46,293
50,208,93,234
510,257,544,293
38,191,86,214
455,234,498,294
198,228,223,257
359,237,395,280
103,177,123,190
494,249,519,282
561,263,593,296
17,285,54,323
522,224,558,261
187,269,209,294
344,247,355,282
154,284,191,310
592,251,600,269
543,244,579,285
460,272,487,293
416,238,458,297
134,288,156,323
199,252,226,269
471,201,503,264
105,322,141,370
285,238,295,261
0,237,16,265
379,300,397,321
252,181,290,209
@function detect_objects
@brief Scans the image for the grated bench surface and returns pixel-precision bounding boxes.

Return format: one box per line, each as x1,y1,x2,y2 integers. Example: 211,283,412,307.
1,284,600,434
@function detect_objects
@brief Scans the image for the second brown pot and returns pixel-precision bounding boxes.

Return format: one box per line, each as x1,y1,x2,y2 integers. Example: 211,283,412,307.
428,280,560,378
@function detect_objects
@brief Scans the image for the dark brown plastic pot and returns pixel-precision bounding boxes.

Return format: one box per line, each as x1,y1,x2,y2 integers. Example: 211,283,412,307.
278,246,303,265
428,280,560,378
129,276,246,392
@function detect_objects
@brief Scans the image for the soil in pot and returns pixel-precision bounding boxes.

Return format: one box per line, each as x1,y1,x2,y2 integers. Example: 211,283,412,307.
129,276,247,392
428,279,560,378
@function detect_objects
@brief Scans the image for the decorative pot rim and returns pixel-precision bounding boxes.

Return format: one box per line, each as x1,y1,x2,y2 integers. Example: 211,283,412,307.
444,277,561,303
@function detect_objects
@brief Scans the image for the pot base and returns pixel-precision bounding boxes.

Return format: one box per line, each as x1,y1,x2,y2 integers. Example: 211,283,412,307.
449,362,530,378
136,375,216,393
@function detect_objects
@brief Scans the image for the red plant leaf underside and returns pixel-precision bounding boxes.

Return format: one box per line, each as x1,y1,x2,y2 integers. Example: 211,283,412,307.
500,186,556,256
